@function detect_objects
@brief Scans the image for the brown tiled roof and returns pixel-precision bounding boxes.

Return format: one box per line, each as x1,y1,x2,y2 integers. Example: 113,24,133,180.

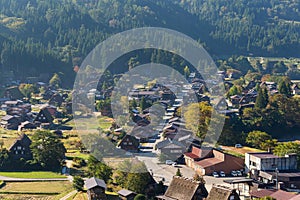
250,189,276,198
195,157,223,168
270,190,297,200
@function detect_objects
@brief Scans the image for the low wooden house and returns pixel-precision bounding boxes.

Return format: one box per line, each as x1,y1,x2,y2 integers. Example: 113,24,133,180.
118,189,136,200
156,176,208,200
85,177,107,200
8,133,32,160
1,115,20,130
18,121,36,131
156,139,187,161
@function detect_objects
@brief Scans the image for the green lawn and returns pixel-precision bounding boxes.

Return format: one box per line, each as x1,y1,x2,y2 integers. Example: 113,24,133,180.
0,171,66,179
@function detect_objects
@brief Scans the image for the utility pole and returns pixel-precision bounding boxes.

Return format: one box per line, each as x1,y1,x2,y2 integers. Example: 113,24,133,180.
275,167,279,190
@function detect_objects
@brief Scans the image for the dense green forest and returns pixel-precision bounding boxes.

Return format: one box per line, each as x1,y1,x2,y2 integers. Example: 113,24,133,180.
0,0,299,87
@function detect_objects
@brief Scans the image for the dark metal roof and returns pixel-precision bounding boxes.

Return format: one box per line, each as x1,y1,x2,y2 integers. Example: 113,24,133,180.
85,177,106,190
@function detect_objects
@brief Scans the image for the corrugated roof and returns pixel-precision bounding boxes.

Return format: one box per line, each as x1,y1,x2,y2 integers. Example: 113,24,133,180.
195,157,223,168
250,189,276,198
270,190,297,200
117,189,135,197
2,115,14,121
289,194,300,200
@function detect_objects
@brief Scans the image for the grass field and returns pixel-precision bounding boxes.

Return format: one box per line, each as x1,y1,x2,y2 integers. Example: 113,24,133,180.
73,191,88,200
222,145,263,158
0,181,72,193
0,171,66,179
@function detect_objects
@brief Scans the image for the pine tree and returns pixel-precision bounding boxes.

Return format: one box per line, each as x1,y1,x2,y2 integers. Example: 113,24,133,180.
176,168,182,177
279,81,291,97
255,87,268,109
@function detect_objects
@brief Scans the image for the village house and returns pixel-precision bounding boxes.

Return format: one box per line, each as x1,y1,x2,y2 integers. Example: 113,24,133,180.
156,139,187,161
230,95,242,106
245,152,297,178
18,121,36,131
4,86,24,100
6,103,32,120
85,177,107,200
8,133,32,160
258,171,300,190
117,134,140,152
292,84,300,95
250,189,298,200
49,93,64,106
206,185,240,200
184,146,244,175
34,105,56,127
1,115,21,130
118,189,137,200
156,176,208,200
246,152,300,190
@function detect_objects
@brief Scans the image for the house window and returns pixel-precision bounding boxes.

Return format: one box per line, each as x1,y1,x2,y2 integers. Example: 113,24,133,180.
128,142,132,145
250,161,257,167
21,151,24,154
17,146,22,150
123,142,127,145
15,151,18,154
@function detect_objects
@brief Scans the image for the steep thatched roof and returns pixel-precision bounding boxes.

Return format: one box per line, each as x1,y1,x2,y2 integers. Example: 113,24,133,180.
8,133,32,151
206,185,240,200
158,176,208,200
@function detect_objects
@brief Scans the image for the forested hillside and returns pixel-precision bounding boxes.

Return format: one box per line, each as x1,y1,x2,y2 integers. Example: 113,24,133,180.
0,0,299,87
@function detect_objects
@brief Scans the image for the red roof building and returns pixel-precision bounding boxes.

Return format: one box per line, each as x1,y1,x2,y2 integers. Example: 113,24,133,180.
184,146,244,175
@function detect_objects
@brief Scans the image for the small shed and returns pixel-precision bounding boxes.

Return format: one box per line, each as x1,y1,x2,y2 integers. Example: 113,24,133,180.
118,189,136,200
85,177,107,200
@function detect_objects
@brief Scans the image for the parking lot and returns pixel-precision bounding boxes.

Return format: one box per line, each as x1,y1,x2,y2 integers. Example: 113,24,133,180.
136,153,241,192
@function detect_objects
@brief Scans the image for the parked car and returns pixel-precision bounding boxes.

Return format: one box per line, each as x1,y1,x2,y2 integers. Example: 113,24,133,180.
172,162,178,167
237,170,243,176
212,172,219,178
231,170,238,177
166,160,176,165
235,144,243,148
219,171,226,177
